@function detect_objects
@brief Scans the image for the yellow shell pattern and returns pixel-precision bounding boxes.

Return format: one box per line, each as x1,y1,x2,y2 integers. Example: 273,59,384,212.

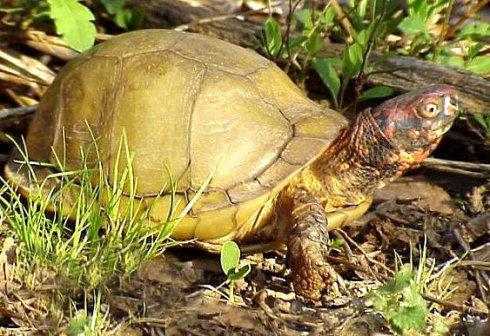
6,30,347,244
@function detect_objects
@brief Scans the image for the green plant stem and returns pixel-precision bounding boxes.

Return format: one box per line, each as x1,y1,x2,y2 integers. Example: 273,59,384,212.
338,79,348,109
351,0,387,111
229,280,234,303
294,2,331,78
330,0,355,43
283,0,305,73
432,0,454,62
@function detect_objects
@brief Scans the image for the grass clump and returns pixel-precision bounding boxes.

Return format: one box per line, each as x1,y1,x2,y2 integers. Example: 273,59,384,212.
0,135,186,330
368,240,454,336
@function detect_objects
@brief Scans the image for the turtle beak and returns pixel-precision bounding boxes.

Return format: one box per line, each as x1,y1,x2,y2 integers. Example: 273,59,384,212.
444,94,458,118
428,94,458,138
437,94,458,135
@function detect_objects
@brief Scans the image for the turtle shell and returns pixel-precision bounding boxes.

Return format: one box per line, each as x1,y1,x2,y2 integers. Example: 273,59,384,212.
6,30,347,242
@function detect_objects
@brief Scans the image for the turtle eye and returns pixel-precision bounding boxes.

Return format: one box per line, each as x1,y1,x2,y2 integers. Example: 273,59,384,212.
418,101,441,118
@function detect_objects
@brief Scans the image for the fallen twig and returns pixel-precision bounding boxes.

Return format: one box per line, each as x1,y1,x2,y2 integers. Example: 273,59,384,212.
337,229,395,278
0,48,55,85
422,157,490,178
452,227,489,302
444,0,490,39
0,104,38,119
173,2,283,32
330,0,355,43
422,293,489,317
424,158,490,172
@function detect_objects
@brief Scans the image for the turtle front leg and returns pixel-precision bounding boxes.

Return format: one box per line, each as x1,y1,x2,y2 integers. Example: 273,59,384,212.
286,188,336,301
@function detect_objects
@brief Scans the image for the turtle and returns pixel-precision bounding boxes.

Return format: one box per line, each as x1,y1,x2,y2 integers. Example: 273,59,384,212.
4,29,458,300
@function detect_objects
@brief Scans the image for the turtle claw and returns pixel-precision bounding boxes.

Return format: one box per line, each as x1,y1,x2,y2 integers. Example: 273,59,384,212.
288,238,337,301
285,191,338,301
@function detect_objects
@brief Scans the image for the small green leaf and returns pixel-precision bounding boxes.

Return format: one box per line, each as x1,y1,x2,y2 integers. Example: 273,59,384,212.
220,241,240,276
387,284,428,332
294,9,313,30
466,56,490,75
468,42,484,60
428,0,450,17
375,0,402,17
320,7,335,27
327,57,343,68
370,267,429,334
356,29,370,49
114,8,142,30
342,42,363,80
436,54,465,69
68,310,90,336
356,0,369,18
358,86,395,102
408,0,429,19
99,0,126,15
264,17,282,57
473,113,490,130
328,237,344,249
47,0,96,52
457,22,490,40
377,16,404,39
432,318,449,334
398,15,427,35
313,58,340,108
227,264,251,281
387,301,427,332
305,30,324,55
283,35,307,57
377,268,413,294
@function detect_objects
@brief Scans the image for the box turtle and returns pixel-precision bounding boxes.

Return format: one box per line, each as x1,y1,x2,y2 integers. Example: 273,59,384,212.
5,30,458,300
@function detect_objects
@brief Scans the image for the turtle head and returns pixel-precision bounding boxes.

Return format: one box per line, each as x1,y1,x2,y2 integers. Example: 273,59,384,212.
309,85,458,208
370,84,458,165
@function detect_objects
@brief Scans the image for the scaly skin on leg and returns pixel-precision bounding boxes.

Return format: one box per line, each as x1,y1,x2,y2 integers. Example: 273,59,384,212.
286,187,336,301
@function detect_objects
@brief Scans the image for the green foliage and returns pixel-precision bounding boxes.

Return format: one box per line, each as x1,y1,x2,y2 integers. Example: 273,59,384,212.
358,86,395,102
312,58,340,107
47,0,96,52
394,0,489,75
262,7,335,66
2,0,142,52
456,22,490,40
370,266,429,335
342,42,364,80
261,0,488,110
261,1,404,109
327,237,345,249
220,241,251,302
398,0,447,39
368,238,454,336
465,56,490,76
398,15,428,36
473,113,490,139
263,17,282,57
67,292,109,336
294,7,335,57
0,134,185,292
113,7,143,31
99,0,142,31
99,0,125,14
